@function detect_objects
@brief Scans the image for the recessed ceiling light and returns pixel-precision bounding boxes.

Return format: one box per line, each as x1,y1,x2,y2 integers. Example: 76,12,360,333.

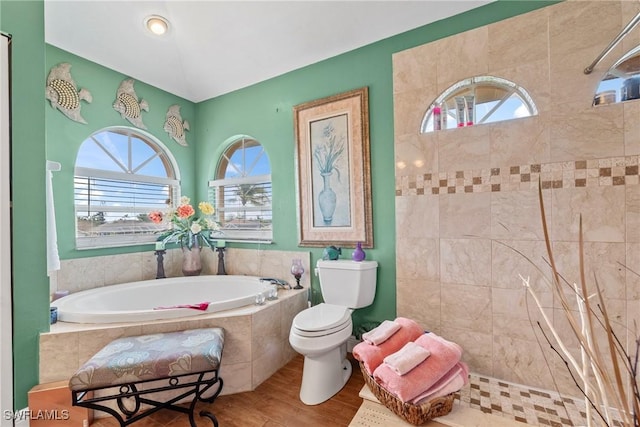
145,15,169,36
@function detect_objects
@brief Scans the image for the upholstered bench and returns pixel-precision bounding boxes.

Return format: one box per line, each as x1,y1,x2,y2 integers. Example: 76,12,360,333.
69,328,224,427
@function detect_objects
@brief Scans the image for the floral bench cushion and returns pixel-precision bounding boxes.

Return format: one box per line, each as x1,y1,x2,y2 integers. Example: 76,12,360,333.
69,327,224,391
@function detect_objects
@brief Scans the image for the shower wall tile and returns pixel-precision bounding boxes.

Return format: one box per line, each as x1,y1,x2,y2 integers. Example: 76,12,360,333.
489,115,550,168
435,26,489,90
490,190,549,241
393,88,434,137
624,101,640,155
395,195,439,239
440,192,491,239
439,325,492,375
492,334,555,391
440,239,491,286
627,244,640,301
438,125,491,172
396,237,439,281
627,184,640,242
551,186,625,242
395,133,438,175
488,7,548,71
395,278,441,333
392,43,437,94
441,282,492,334
491,240,552,290
548,101,625,163
549,2,622,105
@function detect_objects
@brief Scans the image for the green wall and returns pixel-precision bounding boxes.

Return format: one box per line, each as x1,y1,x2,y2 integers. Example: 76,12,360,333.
3,0,556,410
45,45,197,259
1,0,47,411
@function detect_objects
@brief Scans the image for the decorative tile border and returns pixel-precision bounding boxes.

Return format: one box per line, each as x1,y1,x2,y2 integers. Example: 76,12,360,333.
396,155,640,196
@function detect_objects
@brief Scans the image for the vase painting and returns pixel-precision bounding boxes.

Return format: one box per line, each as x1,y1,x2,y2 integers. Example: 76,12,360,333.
311,116,352,227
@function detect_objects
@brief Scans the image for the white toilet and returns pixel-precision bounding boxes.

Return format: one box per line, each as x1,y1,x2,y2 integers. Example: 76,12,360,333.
289,259,378,405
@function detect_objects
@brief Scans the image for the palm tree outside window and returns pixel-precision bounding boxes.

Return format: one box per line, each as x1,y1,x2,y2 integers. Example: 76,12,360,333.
208,136,272,242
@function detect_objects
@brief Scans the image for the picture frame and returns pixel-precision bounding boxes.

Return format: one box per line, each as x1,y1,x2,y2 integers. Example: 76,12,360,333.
293,87,373,248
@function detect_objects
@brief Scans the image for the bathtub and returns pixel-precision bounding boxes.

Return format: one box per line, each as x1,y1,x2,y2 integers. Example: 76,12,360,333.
52,275,270,324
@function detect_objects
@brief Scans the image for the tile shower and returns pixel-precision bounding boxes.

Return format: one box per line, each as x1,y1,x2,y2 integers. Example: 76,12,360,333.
394,0,639,409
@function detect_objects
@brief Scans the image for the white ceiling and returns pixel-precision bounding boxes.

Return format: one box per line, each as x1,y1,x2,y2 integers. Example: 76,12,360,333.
45,1,493,103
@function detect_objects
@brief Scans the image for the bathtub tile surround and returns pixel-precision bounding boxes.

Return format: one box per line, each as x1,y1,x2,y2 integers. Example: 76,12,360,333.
39,288,308,398
51,248,310,295
40,248,310,409
394,0,640,398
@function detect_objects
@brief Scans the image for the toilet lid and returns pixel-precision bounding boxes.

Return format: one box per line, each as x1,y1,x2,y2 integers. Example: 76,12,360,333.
293,303,351,333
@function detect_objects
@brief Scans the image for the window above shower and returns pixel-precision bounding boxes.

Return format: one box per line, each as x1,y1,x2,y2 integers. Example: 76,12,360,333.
593,44,640,106
421,76,538,133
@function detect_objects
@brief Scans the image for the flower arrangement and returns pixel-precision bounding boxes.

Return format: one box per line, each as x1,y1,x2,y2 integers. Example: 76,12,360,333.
148,196,220,250
314,122,345,177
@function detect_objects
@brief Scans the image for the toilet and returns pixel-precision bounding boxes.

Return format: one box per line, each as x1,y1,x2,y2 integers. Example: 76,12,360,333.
289,259,378,405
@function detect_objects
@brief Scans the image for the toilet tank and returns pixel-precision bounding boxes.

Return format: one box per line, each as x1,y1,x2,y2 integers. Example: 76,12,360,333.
316,259,378,308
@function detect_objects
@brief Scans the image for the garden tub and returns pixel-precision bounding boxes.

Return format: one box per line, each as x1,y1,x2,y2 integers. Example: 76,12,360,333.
52,275,269,323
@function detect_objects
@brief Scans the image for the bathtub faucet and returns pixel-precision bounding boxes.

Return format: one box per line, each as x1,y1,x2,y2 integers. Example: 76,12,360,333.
259,278,291,289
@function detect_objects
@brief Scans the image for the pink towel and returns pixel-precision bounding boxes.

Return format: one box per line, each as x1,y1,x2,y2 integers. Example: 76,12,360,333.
154,302,210,311
352,317,424,375
383,342,431,376
362,320,401,345
410,362,468,404
373,333,462,403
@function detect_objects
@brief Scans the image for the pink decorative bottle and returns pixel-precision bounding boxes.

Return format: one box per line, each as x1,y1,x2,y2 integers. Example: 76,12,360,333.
352,242,366,262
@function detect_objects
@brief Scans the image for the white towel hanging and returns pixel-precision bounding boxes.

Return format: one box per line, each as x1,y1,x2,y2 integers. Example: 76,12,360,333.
46,160,61,275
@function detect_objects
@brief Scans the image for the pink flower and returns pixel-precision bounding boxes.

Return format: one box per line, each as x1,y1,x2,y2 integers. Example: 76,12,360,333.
148,211,163,224
176,204,195,218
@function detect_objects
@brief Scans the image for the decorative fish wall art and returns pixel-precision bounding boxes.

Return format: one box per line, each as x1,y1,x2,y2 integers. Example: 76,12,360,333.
164,105,190,146
113,78,149,129
45,63,92,124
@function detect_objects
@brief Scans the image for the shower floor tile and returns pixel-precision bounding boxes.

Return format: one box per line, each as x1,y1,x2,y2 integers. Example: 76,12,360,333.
455,373,624,426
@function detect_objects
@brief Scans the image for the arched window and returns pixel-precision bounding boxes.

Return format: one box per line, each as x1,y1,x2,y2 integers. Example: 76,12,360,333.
208,136,272,242
74,127,179,249
421,76,538,133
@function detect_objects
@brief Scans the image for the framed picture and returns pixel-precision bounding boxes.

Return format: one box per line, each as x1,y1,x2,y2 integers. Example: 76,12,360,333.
293,87,373,248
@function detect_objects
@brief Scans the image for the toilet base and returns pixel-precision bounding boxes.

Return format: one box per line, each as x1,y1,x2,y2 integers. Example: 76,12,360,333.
299,344,352,405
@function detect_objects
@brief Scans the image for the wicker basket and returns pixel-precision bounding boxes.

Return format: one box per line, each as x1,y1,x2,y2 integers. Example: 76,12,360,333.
359,362,455,425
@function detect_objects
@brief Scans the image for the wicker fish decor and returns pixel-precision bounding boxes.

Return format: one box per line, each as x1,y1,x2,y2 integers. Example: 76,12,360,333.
113,78,149,129
163,105,190,146
45,63,92,124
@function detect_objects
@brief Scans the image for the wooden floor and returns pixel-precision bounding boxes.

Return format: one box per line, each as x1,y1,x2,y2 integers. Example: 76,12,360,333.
90,354,365,427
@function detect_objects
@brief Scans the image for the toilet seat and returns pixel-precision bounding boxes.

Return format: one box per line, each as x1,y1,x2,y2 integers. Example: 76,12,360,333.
292,304,351,337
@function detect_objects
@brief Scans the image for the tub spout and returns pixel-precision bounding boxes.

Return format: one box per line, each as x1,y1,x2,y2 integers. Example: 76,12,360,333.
259,278,291,289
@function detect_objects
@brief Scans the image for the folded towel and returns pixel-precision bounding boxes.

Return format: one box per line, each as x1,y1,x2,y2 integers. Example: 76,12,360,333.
410,362,468,405
154,302,210,311
383,341,430,376
373,332,462,403
352,317,424,375
362,320,402,345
